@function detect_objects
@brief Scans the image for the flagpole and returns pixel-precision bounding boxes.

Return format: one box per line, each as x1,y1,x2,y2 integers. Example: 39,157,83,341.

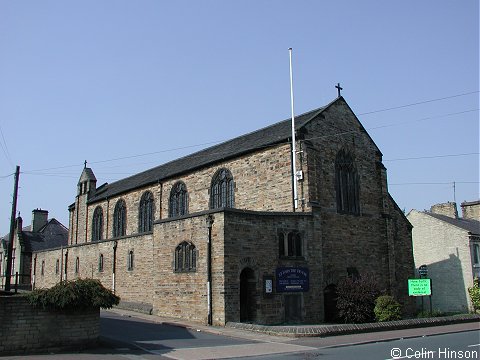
289,48,298,210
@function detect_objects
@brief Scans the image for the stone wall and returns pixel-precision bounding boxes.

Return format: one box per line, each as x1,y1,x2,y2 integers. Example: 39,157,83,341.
0,295,99,355
408,210,474,312
461,200,480,221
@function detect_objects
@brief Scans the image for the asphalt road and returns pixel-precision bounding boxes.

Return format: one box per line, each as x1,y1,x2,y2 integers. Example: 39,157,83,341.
1,310,478,360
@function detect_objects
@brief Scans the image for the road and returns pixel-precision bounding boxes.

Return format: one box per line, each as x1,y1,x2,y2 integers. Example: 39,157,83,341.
1,310,478,359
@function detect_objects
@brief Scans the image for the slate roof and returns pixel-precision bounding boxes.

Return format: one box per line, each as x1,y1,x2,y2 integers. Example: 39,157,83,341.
88,98,339,203
1,219,68,252
425,212,480,235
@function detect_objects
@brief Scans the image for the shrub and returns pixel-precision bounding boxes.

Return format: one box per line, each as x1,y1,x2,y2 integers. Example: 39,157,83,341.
28,278,120,311
374,295,402,322
336,273,380,323
468,277,480,312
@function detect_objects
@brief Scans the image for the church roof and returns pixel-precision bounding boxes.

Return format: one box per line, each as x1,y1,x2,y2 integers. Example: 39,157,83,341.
423,212,480,235
88,98,341,203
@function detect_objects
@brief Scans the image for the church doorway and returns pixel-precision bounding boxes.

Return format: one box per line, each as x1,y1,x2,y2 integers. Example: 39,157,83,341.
324,284,338,323
240,268,256,322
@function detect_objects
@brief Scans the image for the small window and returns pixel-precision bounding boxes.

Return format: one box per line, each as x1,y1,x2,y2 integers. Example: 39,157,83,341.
473,244,480,265
98,254,104,272
279,231,303,257
41,260,45,276
75,257,80,274
174,242,197,272
127,250,134,271
55,259,59,275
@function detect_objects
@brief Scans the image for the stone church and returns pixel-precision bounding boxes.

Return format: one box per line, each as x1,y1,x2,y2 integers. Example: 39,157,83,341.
33,96,414,325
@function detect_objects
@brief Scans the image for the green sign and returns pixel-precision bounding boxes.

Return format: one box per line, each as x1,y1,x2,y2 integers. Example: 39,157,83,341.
408,279,432,296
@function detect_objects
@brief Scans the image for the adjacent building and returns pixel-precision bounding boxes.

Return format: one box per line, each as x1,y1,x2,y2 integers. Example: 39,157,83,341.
407,201,480,313
33,96,415,325
1,209,68,290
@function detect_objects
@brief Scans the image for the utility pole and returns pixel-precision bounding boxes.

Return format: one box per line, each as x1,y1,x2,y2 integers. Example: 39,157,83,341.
5,165,20,292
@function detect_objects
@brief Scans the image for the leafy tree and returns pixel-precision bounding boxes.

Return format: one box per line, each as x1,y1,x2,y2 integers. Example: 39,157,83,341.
468,277,480,312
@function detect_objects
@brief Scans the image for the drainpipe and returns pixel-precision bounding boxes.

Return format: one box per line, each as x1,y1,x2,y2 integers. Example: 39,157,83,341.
112,240,118,294
206,215,214,325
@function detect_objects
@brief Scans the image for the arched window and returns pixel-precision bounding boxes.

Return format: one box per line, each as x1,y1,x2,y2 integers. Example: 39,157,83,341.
55,259,59,275
139,191,154,233
113,199,127,238
210,168,234,209
279,231,303,257
75,257,80,274
92,206,103,241
335,149,360,215
174,242,197,272
41,260,45,276
169,182,188,217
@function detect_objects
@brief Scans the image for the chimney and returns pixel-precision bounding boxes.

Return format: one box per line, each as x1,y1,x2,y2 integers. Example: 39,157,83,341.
461,200,480,221
16,215,23,235
430,202,458,219
32,209,48,232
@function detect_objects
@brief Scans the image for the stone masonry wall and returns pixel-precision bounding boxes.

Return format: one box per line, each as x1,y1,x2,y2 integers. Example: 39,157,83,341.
0,296,99,355
223,209,322,324
33,233,154,310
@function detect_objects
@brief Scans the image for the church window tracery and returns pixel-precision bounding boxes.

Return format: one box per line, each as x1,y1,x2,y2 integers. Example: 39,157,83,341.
169,182,188,217
174,242,197,272
139,191,154,233
279,231,303,257
210,168,234,209
113,199,127,238
92,206,103,241
335,149,360,215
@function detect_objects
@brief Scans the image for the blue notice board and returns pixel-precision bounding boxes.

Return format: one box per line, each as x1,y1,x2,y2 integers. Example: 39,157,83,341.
276,267,309,292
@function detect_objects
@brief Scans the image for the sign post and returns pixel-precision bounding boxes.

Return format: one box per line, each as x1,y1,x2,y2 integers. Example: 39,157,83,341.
409,264,433,316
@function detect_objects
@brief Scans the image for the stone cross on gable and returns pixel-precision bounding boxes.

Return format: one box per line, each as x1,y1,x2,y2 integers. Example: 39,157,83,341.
335,83,343,97
84,160,87,168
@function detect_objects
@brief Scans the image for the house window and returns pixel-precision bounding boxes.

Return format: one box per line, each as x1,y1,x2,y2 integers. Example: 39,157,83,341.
169,182,188,217
75,257,80,274
113,199,127,238
127,250,134,271
92,206,103,241
98,254,104,272
41,260,45,276
210,168,234,209
139,191,154,233
335,149,360,215
279,231,303,257
473,244,480,265
55,259,59,275
174,242,197,272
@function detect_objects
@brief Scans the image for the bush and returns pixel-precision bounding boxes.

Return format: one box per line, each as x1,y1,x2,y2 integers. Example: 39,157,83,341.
468,277,480,312
336,273,380,323
28,278,120,311
374,295,402,322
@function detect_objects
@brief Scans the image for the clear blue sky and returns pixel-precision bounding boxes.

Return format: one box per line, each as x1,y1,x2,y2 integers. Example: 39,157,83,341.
0,1,478,233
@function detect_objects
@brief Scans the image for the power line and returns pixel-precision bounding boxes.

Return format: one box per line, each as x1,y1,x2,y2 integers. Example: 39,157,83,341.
384,153,478,162
390,181,478,186
358,90,479,116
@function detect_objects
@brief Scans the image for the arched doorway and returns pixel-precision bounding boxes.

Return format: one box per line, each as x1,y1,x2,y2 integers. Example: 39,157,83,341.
240,268,256,322
324,284,338,323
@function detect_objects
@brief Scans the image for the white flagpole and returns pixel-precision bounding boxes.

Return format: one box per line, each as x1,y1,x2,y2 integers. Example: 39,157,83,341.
289,48,298,210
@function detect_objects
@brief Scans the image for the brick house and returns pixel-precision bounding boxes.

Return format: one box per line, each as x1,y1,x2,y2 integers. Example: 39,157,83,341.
33,96,414,325
1,209,68,290
407,201,480,313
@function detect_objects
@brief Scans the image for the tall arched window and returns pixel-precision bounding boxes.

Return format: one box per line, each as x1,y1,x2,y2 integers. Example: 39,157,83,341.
210,168,234,209
174,241,197,272
139,191,154,233
169,182,188,217
279,231,303,257
335,149,360,215
92,206,103,241
113,199,127,238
